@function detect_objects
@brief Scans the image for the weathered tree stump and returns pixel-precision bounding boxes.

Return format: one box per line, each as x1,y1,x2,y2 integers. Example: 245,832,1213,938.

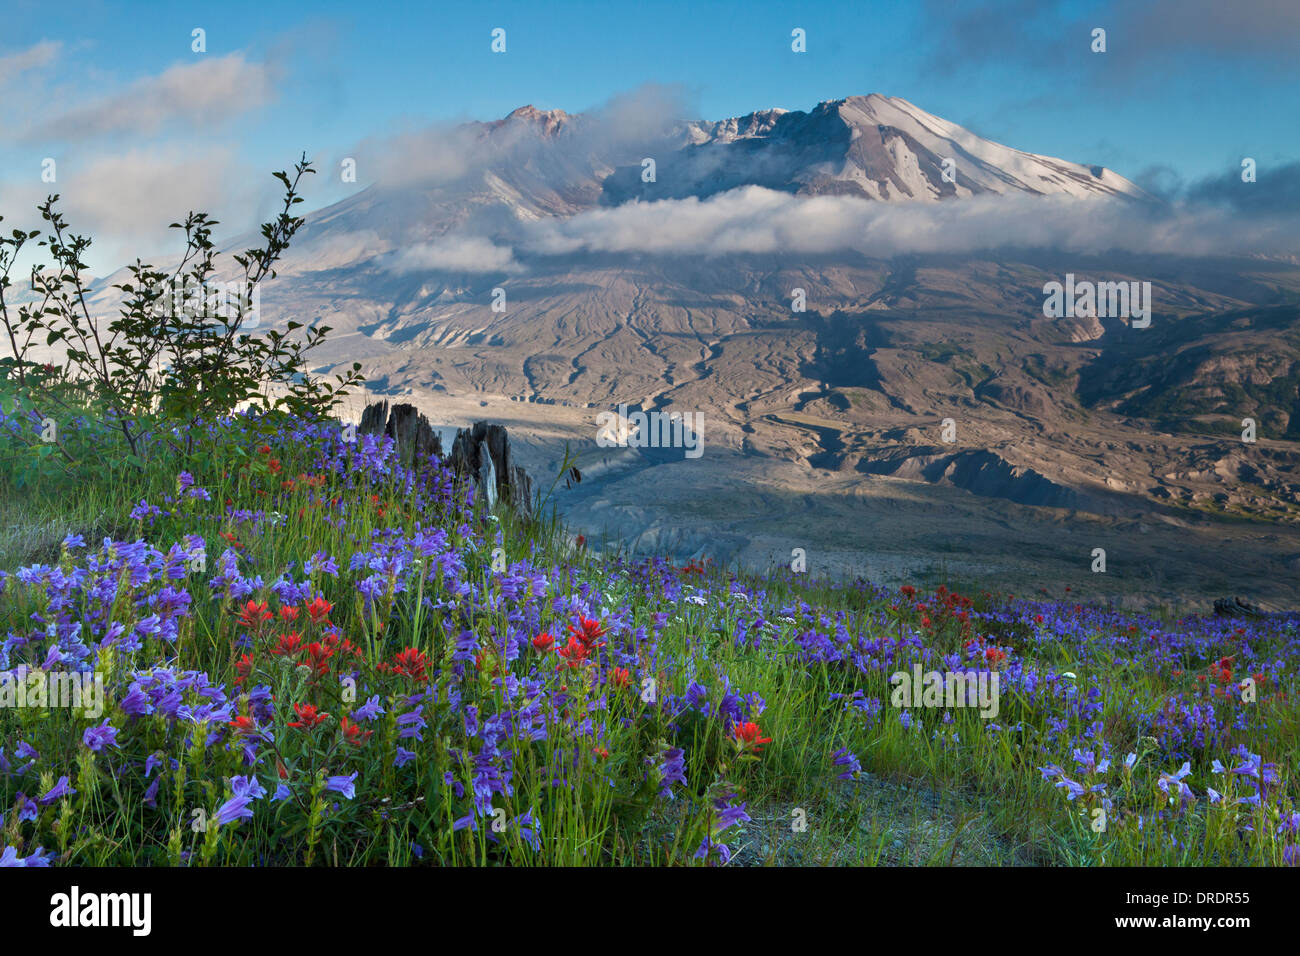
449,421,534,520
358,401,533,521
1213,596,1264,619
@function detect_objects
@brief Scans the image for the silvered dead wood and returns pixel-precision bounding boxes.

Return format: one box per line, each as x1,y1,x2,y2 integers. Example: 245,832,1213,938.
0,407,1296,866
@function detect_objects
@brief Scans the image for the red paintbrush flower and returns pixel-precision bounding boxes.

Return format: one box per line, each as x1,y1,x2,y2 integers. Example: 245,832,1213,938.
304,596,333,624
609,667,631,688
234,652,255,685
288,703,329,728
389,647,429,682
237,599,272,630
271,632,303,656
532,632,556,653
228,715,257,735
556,636,592,669
732,721,772,752
305,641,334,677
340,716,373,747
567,617,607,650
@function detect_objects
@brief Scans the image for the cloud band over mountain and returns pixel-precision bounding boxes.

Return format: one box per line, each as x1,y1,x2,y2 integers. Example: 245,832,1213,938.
512,184,1300,262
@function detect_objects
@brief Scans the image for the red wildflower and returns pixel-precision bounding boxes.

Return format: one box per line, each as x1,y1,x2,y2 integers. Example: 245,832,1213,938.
532,632,556,653
388,647,429,682
556,636,592,669
985,647,1008,666
228,715,257,735
288,703,329,728
609,667,631,688
234,652,255,685
305,641,334,677
237,600,272,630
340,716,373,747
279,606,300,622
732,721,772,752
567,617,607,650
271,632,303,656
304,596,333,624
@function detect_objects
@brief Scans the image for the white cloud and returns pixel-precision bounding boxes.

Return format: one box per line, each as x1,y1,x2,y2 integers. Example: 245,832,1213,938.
520,185,1300,259
26,53,275,141
296,229,390,271
0,41,61,86
0,146,260,272
382,235,520,274
351,82,692,189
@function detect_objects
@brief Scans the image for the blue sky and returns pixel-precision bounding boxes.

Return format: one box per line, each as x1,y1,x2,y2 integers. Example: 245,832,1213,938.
2,0,1298,272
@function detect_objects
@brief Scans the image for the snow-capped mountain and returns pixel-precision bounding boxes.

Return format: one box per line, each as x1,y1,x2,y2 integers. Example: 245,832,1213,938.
276,92,1149,274
329,93,1149,239
605,93,1150,205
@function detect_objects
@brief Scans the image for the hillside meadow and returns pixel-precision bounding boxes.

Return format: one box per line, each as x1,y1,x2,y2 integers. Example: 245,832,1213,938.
1,400,1296,867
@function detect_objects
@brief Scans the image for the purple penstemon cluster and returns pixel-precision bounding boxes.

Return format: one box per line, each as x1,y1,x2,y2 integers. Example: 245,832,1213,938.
1038,749,1116,809
694,793,751,866
650,745,687,798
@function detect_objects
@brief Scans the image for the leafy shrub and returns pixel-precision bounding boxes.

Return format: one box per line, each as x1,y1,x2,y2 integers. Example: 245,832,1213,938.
0,155,363,489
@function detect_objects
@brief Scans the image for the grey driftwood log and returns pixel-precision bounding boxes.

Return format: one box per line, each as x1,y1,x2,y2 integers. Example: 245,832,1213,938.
358,400,534,520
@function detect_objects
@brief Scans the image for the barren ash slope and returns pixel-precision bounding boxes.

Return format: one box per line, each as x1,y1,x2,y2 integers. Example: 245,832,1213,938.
197,94,1300,607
